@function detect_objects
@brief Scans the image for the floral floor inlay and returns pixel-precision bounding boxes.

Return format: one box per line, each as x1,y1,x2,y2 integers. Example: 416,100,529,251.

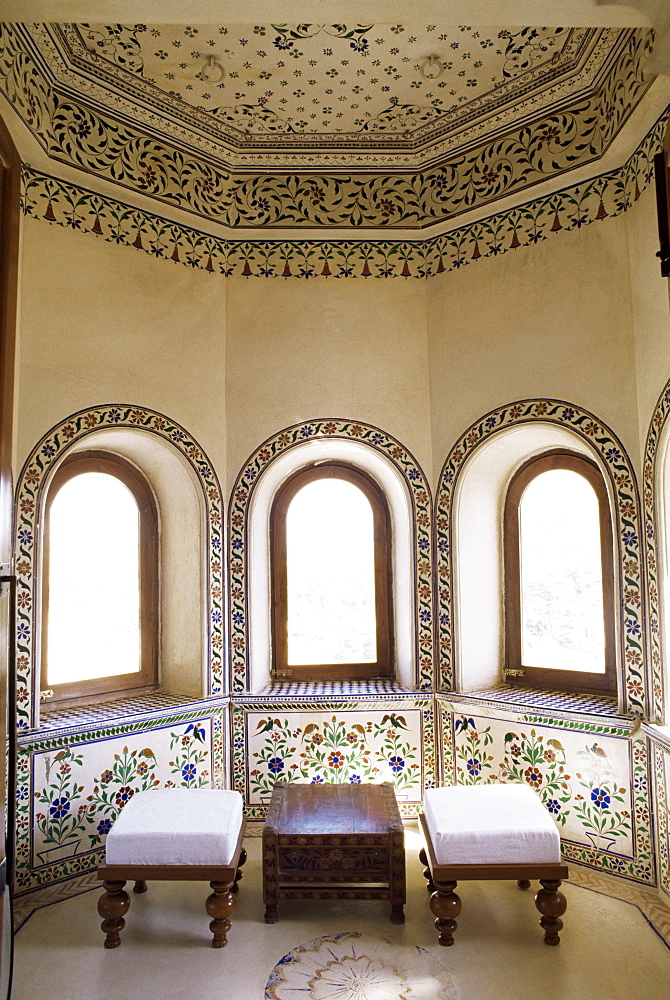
264,931,457,1000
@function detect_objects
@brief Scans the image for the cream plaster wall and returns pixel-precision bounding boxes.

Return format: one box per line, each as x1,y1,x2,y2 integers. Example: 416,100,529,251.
426,212,642,477
625,183,670,452
224,277,432,491
16,217,227,478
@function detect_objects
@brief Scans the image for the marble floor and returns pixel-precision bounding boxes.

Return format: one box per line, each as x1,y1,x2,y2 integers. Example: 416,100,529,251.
10,829,670,1000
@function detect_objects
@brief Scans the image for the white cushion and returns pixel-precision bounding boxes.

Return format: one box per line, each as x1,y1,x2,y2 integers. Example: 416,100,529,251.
105,789,244,866
424,783,561,865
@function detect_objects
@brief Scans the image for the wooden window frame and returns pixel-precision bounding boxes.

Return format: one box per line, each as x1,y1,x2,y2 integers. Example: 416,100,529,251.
270,462,394,682
41,451,159,705
504,449,616,696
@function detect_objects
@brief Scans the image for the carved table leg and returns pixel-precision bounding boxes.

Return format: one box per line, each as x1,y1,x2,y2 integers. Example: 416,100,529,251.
98,880,130,949
535,878,567,946
264,903,279,924
206,879,237,948
233,846,247,894
133,880,148,894
390,904,405,925
430,880,462,947
517,880,531,890
419,847,436,893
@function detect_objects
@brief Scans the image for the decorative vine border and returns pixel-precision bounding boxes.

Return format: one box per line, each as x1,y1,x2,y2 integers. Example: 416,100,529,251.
18,107,667,278
642,377,670,724
651,742,670,898
227,419,433,692
435,399,646,717
13,404,225,729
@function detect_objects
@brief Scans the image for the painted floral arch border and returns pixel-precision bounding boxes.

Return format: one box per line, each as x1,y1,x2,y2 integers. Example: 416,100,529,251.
643,378,670,725
435,398,646,718
227,418,433,692
13,404,224,730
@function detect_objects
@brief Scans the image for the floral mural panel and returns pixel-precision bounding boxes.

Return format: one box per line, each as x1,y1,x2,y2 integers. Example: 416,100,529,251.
443,705,652,884
651,738,670,899
238,703,432,820
24,715,214,887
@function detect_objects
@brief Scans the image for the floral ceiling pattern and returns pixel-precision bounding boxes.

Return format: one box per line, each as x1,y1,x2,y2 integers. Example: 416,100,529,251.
70,22,581,143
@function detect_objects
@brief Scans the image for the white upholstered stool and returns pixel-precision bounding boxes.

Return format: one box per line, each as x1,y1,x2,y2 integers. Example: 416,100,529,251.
419,783,568,946
97,788,246,949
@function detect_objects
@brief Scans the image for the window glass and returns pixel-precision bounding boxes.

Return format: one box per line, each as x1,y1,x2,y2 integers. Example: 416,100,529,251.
47,472,141,685
519,469,605,673
286,478,376,666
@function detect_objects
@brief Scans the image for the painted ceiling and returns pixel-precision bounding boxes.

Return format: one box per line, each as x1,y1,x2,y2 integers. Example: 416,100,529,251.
0,9,661,230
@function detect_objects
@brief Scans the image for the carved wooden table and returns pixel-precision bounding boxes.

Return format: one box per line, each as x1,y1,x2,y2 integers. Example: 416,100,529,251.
263,781,406,924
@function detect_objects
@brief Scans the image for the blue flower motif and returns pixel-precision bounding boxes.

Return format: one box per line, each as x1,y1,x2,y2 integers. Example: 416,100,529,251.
419,609,431,622
18,529,33,546
439,613,450,626
232,538,243,551
211,609,222,624
625,618,640,636
245,465,257,480
17,623,29,640
16,787,28,801
591,787,610,809
350,38,369,52
485,416,496,429
438,538,449,553
561,407,575,422
300,424,314,438
211,536,222,551
199,466,212,480
268,757,284,774
171,429,185,442
546,799,561,814
273,36,294,51
443,471,454,485
349,774,361,783
647,523,654,538
622,529,638,548
388,756,405,773
418,538,429,551
252,198,270,217
371,433,384,445
232,611,244,625
466,758,481,775
108,408,122,424
311,775,324,783
408,468,420,481
41,443,55,457
182,763,197,783
49,796,70,818
97,818,112,835
605,447,623,464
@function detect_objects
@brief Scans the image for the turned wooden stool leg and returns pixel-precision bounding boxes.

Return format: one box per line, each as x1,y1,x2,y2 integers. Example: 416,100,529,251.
419,847,436,893
430,879,462,946
206,879,237,948
98,880,130,949
133,880,148,894
517,879,531,890
535,878,567,945
232,846,247,894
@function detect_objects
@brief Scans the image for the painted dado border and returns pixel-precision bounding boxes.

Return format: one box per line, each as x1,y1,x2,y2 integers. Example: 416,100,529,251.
18,107,666,278
13,404,225,731
1,23,651,229
227,419,433,692
435,399,646,717
643,376,670,724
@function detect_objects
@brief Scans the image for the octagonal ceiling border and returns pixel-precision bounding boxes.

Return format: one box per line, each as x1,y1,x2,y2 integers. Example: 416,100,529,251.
20,107,665,278
0,22,655,230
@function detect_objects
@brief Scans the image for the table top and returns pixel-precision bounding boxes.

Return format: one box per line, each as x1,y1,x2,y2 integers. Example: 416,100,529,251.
264,781,402,836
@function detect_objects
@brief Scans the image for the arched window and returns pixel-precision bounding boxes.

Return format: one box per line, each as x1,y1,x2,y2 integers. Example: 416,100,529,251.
270,463,393,681
42,452,158,703
504,450,616,695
